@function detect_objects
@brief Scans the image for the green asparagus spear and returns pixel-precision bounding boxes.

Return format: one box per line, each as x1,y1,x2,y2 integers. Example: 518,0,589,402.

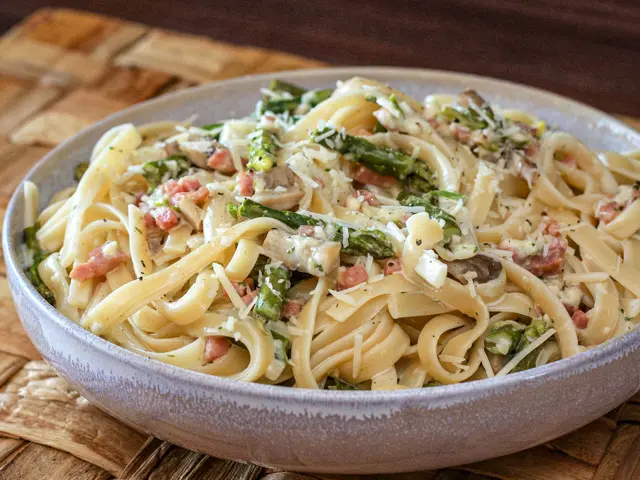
261,80,333,114
267,79,307,97
511,318,550,373
24,223,40,251
373,119,388,133
396,192,462,240
312,127,416,179
404,162,437,193
247,129,278,172
74,162,89,181
485,320,526,355
255,262,291,322
265,320,292,363
235,199,320,229
23,223,55,306
141,155,191,189
441,105,488,130
234,199,395,259
340,228,395,258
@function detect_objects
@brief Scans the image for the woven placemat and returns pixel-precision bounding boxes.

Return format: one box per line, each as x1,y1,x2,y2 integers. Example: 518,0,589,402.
0,9,639,480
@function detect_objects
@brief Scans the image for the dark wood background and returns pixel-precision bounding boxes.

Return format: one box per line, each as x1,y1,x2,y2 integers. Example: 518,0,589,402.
1,0,638,116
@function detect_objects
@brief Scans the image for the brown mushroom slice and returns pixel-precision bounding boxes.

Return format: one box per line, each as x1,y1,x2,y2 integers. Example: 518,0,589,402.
253,165,306,210
252,189,305,211
446,254,505,303
176,140,213,168
261,229,341,277
258,165,300,189
446,254,502,284
457,89,487,108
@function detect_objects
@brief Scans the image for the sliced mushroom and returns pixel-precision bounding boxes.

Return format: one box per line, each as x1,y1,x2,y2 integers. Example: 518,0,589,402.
258,165,299,189
261,229,341,277
457,89,487,108
252,190,305,211
253,166,305,210
176,138,215,169
445,254,502,284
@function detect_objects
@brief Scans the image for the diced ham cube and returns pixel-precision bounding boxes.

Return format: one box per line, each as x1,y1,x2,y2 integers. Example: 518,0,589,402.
357,189,380,206
161,179,182,198
337,265,368,291
202,336,230,364
281,300,303,319
153,207,179,231
162,177,209,207
383,258,402,275
206,147,236,174
596,200,622,225
502,237,567,277
69,245,128,282
541,218,561,237
571,310,589,329
524,238,567,277
171,186,210,207
351,165,398,189
237,171,255,197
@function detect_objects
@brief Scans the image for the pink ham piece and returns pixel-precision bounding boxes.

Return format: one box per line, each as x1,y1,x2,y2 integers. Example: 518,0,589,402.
595,188,640,225
351,165,398,189
337,265,368,291
206,147,236,174
237,171,255,197
383,258,402,275
500,237,568,278
596,201,621,224
521,238,567,277
152,207,180,231
571,310,589,329
202,336,230,364
162,177,210,207
69,245,128,282
226,279,257,305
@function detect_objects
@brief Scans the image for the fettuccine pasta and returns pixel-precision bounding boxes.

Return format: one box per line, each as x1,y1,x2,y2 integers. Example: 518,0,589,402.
20,77,640,390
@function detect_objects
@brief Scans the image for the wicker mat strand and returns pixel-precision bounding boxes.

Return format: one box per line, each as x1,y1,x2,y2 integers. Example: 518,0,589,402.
0,8,639,480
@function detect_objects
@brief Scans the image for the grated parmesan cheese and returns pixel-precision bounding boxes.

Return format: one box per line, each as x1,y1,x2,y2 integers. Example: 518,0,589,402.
386,222,406,243
478,348,495,378
496,328,557,376
212,263,246,310
327,289,358,306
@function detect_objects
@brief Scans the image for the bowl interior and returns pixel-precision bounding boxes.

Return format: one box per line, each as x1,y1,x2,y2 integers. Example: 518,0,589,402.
4,67,640,406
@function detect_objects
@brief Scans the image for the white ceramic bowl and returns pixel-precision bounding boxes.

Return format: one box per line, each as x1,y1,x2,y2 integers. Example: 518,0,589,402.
4,68,640,475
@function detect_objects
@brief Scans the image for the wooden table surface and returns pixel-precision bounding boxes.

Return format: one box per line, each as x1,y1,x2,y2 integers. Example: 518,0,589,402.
0,0,639,116
0,7,639,480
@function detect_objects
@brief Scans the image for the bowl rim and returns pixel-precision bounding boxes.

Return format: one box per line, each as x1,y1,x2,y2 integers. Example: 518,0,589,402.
4,65,640,409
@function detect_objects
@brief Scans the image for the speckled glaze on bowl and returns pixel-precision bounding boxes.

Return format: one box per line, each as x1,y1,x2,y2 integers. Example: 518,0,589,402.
4,68,640,475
